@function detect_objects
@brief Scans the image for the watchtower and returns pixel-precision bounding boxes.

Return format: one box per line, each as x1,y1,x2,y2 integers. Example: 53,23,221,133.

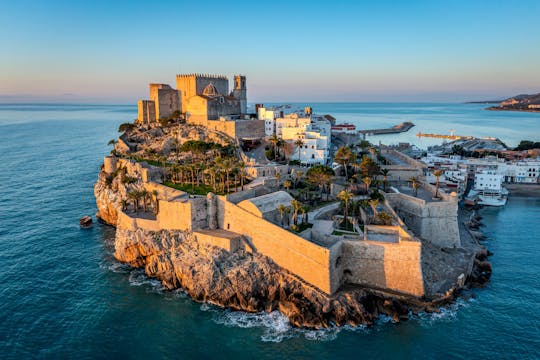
233,75,247,114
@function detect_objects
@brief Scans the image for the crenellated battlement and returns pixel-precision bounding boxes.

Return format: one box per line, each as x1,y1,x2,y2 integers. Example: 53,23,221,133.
176,73,228,80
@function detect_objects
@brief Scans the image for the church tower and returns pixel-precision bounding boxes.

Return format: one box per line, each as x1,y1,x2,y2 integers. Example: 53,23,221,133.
233,75,247,114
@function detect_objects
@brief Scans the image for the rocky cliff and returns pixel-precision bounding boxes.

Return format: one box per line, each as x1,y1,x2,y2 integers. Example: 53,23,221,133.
94,169,460,328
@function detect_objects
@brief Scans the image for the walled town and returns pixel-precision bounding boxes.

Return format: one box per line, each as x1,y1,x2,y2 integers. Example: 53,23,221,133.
94,73,497,328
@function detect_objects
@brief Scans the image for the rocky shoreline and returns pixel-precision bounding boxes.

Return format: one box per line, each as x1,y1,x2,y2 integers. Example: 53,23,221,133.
95,167,492,329
485,106,540,113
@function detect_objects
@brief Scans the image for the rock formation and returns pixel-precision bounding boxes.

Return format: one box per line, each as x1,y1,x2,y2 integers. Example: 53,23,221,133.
94,169,477,328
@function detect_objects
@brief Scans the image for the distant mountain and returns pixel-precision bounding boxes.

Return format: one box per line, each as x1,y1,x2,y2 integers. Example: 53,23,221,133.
486,92,540,112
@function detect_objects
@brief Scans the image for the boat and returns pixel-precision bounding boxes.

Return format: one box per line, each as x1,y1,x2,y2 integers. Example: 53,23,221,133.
468,189,508,207
80,216,93,228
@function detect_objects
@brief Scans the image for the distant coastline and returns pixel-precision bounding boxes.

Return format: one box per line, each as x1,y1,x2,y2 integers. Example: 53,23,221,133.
485,106,540,113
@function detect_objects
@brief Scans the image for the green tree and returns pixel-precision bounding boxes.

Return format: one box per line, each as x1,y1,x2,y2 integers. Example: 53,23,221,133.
337,189,354,230
409,177,420,197
283,180,292,192
359,155,381,178
334,146,355,179
380,168,390,192
269,134,280,161
306,165,335,199
369,198,379,220
291,199,302,226
294,138,304,162
432,169,445,198
362,176,372,194
152,190,159,214
277,204,287,227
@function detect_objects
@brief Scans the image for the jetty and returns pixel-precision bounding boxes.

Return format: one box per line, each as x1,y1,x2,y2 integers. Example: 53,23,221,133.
417,132,474,140
358,121,414,136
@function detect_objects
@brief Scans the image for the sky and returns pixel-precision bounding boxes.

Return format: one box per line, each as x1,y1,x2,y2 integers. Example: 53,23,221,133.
1,0,539,103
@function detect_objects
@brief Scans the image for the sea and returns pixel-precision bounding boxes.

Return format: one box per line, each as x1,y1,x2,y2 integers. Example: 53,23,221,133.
0,103,539,359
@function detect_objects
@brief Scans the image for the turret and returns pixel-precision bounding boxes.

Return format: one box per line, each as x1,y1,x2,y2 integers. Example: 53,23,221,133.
233,75,247,114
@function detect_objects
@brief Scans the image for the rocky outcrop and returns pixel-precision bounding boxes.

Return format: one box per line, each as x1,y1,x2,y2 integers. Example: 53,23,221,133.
114,226,442,328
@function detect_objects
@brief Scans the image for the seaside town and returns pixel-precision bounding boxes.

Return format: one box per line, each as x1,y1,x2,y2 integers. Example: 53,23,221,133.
91,73,538,327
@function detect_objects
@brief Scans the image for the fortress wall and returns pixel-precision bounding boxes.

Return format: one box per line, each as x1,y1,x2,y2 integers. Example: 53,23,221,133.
216,197,336,293
206,120,237,138
157,200,195,231
381,165,422,182
207,99,241,120
233,119,266,139
341,239,424,296
386,193,460,248
384,150,427,169
117,210,160,232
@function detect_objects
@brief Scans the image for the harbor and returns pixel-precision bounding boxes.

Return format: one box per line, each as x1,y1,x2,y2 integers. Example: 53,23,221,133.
358,121,414,136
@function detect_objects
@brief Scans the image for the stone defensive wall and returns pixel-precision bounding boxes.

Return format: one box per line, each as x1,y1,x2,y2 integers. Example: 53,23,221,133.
205,118,265,140
339,236,424,296
385,189,460,248
105,155,426,296
383,149,427,169
214,195,339,294
381,165,423,182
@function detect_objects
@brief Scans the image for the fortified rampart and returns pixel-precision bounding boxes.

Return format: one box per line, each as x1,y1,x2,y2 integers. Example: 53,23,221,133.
103,150,428,297
386,189,460,248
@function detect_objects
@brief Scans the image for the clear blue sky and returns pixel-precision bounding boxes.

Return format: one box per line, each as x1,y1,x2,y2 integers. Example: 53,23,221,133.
1,0,539,103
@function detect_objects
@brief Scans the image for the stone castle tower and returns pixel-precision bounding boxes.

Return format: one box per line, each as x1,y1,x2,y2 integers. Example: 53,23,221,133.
233,75,247,114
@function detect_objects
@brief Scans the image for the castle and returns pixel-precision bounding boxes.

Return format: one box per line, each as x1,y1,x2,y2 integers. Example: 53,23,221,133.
138,74,245,122
137,74,264,140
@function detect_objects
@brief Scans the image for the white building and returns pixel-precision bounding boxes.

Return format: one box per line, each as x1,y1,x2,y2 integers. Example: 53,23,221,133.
331,123,357,134
282,116,331,165
501,161,540,183
474,170,504,191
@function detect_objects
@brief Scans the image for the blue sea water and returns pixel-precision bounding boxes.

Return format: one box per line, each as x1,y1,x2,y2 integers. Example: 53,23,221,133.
0,103,539,359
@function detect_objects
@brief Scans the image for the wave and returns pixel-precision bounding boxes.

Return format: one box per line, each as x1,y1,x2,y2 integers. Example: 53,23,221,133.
128,270,165,293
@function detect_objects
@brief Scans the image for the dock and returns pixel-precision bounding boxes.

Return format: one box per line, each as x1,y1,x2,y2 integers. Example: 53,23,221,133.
358,122,415,136
416,132,474,140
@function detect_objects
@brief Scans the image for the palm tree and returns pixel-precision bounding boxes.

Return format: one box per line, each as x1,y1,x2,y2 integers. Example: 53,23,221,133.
337,190,354,230
294,138,304,162
369,198,379,222
152,190,159,214
380,169,390,192
432,169,444,198
140,189,149,212
107,139,116,147
128,190,139,214
283,180,292,192
284,207,291,227
410,177,420,197
291,199,302,226
334,146,355,179
238,161,246,191
362,176,372,194
277,204,287,227
301,205,310,224
269,134,280,161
